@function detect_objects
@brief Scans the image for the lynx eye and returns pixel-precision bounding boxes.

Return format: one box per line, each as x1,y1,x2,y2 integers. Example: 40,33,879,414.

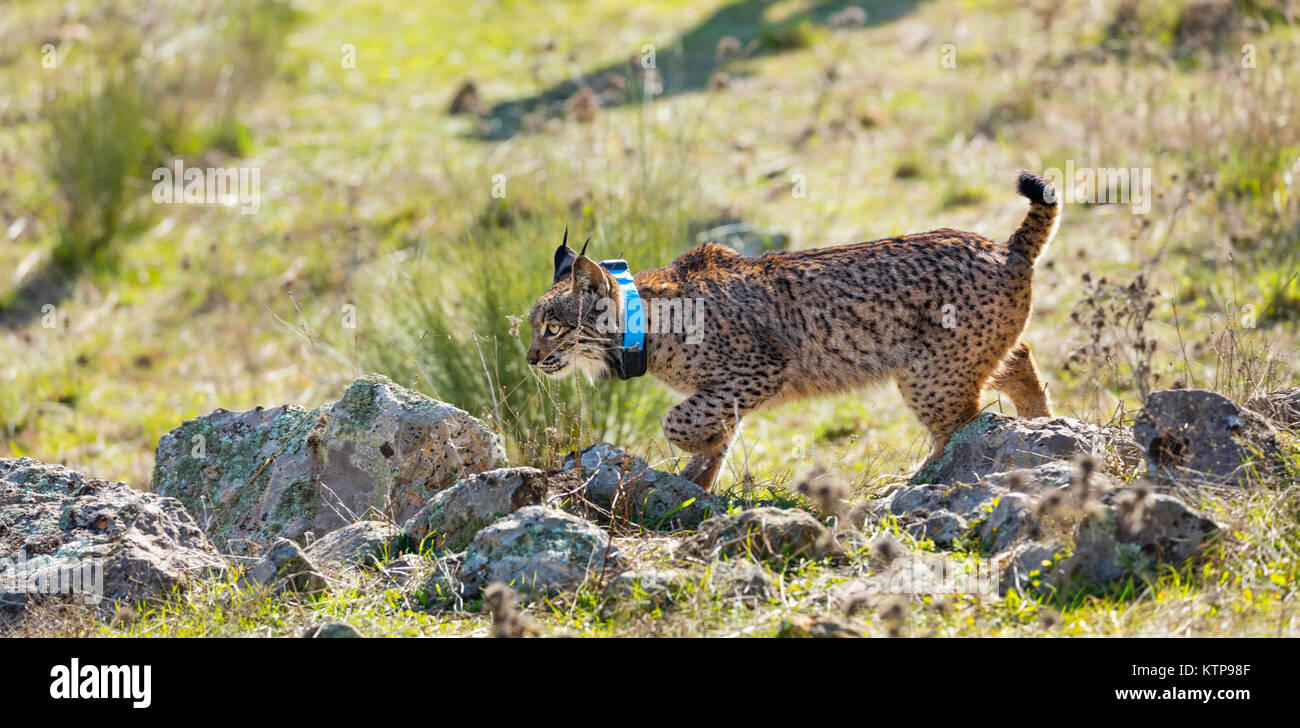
545,322,563,336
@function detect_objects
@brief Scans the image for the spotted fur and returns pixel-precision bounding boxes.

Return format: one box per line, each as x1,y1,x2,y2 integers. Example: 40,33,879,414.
527,171,1060,490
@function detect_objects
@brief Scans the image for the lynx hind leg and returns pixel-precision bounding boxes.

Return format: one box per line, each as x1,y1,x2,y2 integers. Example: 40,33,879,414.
897,367,985,462
990,340,1052,418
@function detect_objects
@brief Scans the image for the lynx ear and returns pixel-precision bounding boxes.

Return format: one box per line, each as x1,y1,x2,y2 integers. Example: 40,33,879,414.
571,255,609,296
553,226,577,284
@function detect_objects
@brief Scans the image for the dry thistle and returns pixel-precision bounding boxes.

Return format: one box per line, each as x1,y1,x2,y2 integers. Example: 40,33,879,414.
483,582,539,638
880,596,909,637
793,465,846,516
565,87,599,124
1118,485,1153,535
1040,609,1062,630
841,588,872,617
870,535,902,567
1005,470,1031,492
715,35,741,64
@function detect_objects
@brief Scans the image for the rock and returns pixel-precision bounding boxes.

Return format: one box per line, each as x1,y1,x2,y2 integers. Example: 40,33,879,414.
301,623,363,638
996,540,1062,594
244,538,324,595
1247,387,1300,430
1134,389,1286,486
1057,491,1223,587
152,374,506,553
460,506,622,598
609,567,692,606
402,467,547,552
678,507,840,568
304,520,402,569
904,509,968,548
913,413,1138,485
1,458,226,617
709,560,776,604
555,443,725,530
873,457,1223,594
979,492,1039,553
777,613,867,638
983,460,1092,491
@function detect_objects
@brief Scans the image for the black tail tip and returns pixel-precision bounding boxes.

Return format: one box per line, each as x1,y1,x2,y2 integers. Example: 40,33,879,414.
1017,170,1057,205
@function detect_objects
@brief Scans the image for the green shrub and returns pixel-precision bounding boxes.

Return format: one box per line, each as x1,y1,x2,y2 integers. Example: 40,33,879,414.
369,155,700,465
44,69,150,271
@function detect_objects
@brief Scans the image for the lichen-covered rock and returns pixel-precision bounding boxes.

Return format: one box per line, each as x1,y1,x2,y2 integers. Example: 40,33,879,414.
555,443,724,530
877,479,1017,552
678,507,839,568
1133,389,1286,487
152,374,506,553
1,458,226,617
912,413,1138,485
244,538,324,595
875,460,1222,593
304,520,401,568
1247,387,1300,430
460,506,622,598
879,461,1118,534
402,467,547,552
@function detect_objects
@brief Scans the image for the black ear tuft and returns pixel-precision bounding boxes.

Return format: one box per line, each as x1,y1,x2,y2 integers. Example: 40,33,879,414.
553,226,577,284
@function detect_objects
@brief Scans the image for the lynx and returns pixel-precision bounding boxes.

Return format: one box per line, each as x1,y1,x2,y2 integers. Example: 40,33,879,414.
526,172,1060,490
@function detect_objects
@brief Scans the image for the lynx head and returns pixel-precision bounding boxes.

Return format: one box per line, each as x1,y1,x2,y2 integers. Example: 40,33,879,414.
525,229,618,380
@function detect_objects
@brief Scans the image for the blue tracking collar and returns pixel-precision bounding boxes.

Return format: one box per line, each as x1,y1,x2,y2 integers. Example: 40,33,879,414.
598,259,647,380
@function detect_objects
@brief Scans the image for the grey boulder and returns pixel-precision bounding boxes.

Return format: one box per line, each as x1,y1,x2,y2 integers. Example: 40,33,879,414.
304,520,401,569
912,413,1138,485
1,458,225,617
460,506,623,598
402,467,547,552
152,374,506,553
1133,389,1285,487
556,443,725,530
244,538,324,595
677,506,840,568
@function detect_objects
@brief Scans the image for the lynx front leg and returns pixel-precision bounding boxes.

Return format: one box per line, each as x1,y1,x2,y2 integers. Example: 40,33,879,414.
663,389,754,491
